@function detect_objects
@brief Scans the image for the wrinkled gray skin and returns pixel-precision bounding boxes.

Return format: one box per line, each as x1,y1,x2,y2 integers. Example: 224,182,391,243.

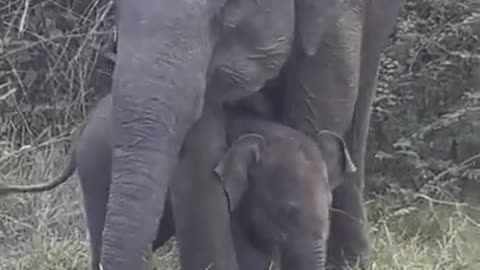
0,94,171,269
171,90,357,270
106,1,298,269
153,107,350,270
0,91,351,270
278,2,405,268
217,109,340,270
6,0,404,269
104,0,403,268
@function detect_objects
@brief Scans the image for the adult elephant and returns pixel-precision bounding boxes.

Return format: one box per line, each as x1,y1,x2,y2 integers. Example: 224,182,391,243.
82,1,403,270
100,0,320,270
277,1,405,268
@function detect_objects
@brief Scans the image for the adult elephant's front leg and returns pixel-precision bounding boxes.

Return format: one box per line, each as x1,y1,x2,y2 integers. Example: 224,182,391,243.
283,22,367,268
101,2,218,269
282,2,403,268
283,22,365,267
170,105,239,270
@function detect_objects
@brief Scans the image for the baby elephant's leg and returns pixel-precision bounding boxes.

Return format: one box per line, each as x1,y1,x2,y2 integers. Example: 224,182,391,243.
231,216,271,270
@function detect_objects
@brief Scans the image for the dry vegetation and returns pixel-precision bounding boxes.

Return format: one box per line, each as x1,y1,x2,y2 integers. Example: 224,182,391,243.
1,0,480,269
1,148,479,269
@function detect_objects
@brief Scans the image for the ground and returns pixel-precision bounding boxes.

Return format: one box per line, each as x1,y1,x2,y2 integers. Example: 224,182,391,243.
0,144,479,270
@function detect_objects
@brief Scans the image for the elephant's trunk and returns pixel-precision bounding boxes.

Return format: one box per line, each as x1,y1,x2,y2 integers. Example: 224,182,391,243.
99,1,214,269
313,239,327,270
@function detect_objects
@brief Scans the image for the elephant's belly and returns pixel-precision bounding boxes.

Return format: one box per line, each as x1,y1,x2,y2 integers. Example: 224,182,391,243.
206,0,294,103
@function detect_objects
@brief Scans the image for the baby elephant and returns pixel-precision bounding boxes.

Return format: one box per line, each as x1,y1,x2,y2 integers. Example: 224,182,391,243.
151,105,356,270
219,110,355,270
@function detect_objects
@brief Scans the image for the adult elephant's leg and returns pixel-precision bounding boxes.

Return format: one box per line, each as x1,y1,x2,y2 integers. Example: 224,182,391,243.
231,214,271,270
78,169,110,270
171,105,239,270
282,1,403,269
325,2,404,269
282,4,367,269
100,1,216,269
75,106,112,270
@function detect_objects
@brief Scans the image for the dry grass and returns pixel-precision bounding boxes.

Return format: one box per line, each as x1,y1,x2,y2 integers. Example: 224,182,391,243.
0,142,179,270
367,198,480,270
1,142,479,270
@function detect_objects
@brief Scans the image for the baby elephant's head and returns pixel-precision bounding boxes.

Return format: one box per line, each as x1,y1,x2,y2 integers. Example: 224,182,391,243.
215,132,353,270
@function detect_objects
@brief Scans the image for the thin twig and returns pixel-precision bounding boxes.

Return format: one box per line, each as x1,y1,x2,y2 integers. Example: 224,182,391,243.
18,0,30,37
414,193,480,212
433,152,480,182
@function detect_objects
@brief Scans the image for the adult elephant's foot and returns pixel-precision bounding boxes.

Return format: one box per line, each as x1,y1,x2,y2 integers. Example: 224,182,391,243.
327,181,370,270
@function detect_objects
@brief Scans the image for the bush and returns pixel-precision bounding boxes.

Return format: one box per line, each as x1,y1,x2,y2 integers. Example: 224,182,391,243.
368,0,480,204
0,0,115,146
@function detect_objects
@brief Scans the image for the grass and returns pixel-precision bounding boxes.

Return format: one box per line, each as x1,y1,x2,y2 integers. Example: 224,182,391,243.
1,143,479,270
367,198,480,270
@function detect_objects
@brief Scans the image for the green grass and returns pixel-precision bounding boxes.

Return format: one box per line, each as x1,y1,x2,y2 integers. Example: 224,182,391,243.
1,144,479,270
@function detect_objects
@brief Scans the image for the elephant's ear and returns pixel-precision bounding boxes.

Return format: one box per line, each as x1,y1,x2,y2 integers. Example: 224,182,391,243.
214,133,265,212
219,0,257,30
316,130,356,189
296,0,341,56
317,130,356,173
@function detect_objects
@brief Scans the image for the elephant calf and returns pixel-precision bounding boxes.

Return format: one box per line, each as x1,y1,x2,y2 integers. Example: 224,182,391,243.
0,92,354,270
152,102,356,270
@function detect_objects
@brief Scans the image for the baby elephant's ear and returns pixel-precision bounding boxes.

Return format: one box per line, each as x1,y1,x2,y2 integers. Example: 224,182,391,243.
296,0,341,56
215,134,265,212
317,130,356,173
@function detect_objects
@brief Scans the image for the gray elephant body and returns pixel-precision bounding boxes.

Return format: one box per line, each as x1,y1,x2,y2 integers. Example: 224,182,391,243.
83,92,338,270
151,90,343,270
153,109,338,270
68,94,176,268
3,1,405,269
278,2,405,268
107,1,297,268
208,109,336,270
161,2,404,268
1,91,340,270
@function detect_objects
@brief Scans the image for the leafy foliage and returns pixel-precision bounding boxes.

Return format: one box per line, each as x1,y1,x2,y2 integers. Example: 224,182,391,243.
368,0,480,205
0,0,114,146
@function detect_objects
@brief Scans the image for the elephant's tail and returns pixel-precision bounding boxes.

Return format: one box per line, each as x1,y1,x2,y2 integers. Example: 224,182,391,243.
0,156,76,196
0,122,86,197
